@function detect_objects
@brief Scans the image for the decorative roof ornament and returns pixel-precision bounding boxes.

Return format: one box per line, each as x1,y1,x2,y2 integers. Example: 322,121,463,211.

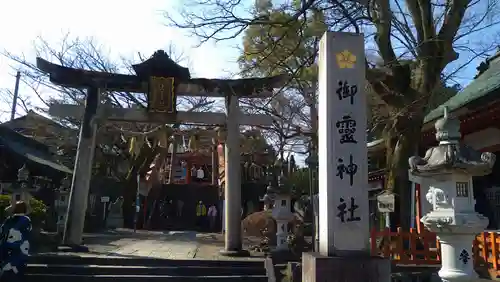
132,50,191,80
434,107,461,143
409,107,496,176
474,48,500,79
17,164,30,182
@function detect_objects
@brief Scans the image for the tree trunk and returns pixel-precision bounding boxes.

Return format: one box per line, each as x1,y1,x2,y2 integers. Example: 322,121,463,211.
384,120,421,231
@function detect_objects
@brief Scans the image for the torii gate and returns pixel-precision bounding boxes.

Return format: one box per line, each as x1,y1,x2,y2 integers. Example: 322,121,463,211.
37,50,287,256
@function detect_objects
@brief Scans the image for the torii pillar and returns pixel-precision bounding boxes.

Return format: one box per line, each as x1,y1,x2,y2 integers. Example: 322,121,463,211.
220,96,249,256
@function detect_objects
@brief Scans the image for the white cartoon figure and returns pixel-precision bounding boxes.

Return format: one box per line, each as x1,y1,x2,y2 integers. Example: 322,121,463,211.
2,262,18,274
6,228,22,243
20,240,29,255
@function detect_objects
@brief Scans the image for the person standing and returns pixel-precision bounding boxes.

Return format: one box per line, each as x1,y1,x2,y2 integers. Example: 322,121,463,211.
181,162,187,183
191,165,197,183
176,199,184,217
207,204,218,231
196,167,205,182
195,201,207,230
0,201,32,281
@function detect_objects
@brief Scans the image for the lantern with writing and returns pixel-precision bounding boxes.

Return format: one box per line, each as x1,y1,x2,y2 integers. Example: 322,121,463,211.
408,107,495,282
55,175,71,234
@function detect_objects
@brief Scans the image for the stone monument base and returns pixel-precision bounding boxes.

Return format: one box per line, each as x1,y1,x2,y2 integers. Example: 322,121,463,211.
302,252,391,282
106,215,124,229
219,249,250,257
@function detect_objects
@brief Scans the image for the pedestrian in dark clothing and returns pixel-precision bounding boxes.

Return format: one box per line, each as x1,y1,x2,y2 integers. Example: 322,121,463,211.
207,204,218,231
0,201,32,282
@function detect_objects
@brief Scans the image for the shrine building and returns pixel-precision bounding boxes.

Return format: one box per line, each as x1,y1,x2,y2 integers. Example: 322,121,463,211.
368,50,500,230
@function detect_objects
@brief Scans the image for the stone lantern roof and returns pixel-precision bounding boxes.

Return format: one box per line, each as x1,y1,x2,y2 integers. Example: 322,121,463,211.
409,107,496,177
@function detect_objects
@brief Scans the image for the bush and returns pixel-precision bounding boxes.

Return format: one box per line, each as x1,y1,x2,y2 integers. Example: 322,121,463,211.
0,195,48,227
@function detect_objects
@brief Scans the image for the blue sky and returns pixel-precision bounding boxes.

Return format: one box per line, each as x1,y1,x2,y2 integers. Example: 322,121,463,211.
0,0,495,122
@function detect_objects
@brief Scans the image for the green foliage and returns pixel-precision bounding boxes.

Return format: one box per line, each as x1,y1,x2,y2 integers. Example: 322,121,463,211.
241,129,275,157
29,197,48,226
0,195,48,226
285,168,316,195
0,196,10,220
239,3,326,85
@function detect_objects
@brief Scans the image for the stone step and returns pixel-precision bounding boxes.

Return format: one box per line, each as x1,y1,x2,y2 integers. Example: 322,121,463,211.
28,255,263,268
26,264,266,276
24,274,268,282
24,255,268,281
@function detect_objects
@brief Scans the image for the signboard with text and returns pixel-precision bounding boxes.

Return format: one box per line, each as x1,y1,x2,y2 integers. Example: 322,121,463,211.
377,193,395,213
148,76,177,114
318,32,369,255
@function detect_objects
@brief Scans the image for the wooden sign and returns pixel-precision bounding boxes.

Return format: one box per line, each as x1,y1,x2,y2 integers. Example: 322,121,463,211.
148,76,176,114
377,193,395,213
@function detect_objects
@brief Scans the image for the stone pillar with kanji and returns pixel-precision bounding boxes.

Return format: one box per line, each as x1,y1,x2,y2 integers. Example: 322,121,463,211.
409,107,496,282
302,31,390,282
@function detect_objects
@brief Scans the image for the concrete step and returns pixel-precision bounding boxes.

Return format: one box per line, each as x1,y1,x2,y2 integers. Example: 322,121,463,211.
24,255,268,281
26,264,266,276
24,274,268,282
28,255,263,268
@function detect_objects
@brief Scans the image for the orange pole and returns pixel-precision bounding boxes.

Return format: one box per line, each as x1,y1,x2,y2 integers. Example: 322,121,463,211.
482,232,489,265
415,183,423,233
491,232,498,271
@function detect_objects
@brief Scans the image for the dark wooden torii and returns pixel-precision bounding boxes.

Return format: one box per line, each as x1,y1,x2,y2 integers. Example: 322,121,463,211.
37,50,288,255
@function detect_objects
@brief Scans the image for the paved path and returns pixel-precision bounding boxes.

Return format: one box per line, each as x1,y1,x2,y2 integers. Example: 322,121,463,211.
41,229,263,261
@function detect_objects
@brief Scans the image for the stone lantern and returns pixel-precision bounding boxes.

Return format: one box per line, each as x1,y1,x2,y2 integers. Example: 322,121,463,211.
272,176,294,251
55,175,71,234
13,164,34,206
408,107,496,282
264,160,294,251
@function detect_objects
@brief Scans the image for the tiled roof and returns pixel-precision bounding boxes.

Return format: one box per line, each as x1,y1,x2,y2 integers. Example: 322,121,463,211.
0,125,72,174
424,52,500,123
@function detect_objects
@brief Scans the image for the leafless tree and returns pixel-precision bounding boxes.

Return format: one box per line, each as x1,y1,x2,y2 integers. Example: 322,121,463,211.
165,0,500,228
2,34,216,225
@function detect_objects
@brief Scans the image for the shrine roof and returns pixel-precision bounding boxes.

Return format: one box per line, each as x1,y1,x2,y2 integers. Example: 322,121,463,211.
424,51,500,123
0,125,72,174
3,110,77,147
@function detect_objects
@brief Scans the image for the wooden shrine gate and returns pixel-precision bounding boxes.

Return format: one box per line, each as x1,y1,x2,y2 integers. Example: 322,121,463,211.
37,50,287,255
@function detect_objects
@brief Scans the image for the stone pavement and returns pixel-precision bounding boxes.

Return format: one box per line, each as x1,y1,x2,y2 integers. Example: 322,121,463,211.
41,229,263,261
